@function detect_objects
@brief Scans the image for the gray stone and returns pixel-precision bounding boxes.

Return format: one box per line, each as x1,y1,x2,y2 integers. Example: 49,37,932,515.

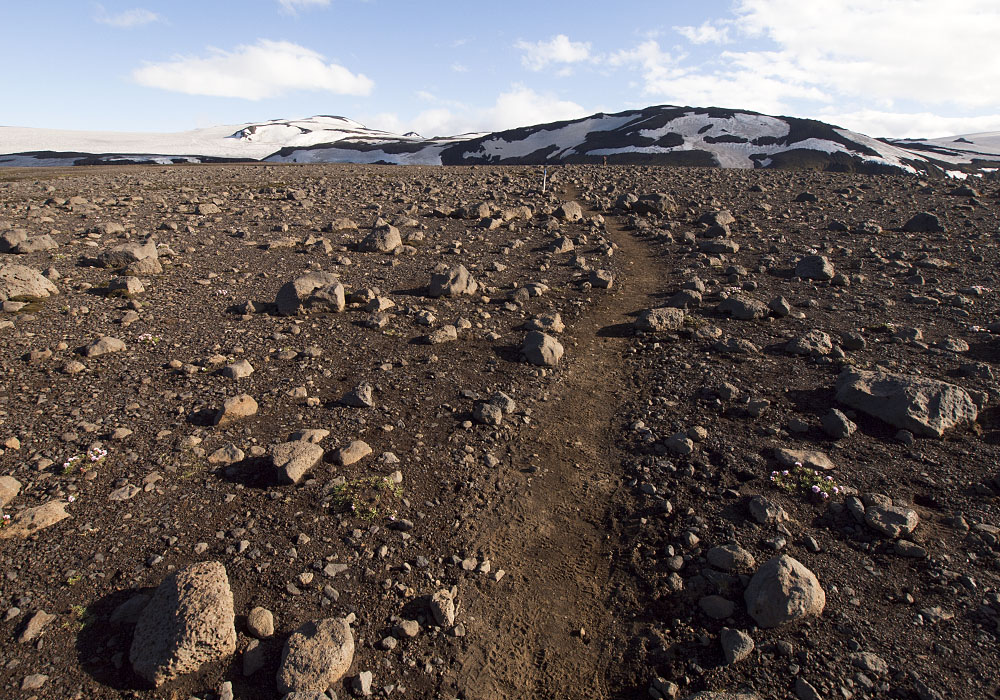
0,475,21,508
716,295,769,320
747,495,788,525
699,595,735,619
821,409,856,439
785,330,833,356
222,359,254,380
17,610,56,642
774,448,835,471
865,503,919,538
835,369,978,437
129,561,237,687
902,212,945,233
707,543,756,572
340,383,374,408
795,255,834,281
554,201,584,221
744,555,825,628
429,589,455,627
0,501,70,540
271,441,325,485
334,440,372,466
522,331,564,366
276,617,355,694
360,225,402,253
97,239,158,268
215,394,258,427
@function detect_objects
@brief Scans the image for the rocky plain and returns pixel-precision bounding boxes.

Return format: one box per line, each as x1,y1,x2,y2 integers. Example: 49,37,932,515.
0,162,998,700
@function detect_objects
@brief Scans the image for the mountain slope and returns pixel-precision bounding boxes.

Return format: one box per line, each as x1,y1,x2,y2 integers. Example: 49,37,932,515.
3,106,998,174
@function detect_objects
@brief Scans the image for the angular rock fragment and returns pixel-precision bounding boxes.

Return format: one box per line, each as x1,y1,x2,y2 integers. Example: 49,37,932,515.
835,369,978,437
0,501,70,539
359,225,401,253
744,555,825,628
554,201,583,222
334,440,372,466
82,336,126,358
97,239,158,269
795,255,834,281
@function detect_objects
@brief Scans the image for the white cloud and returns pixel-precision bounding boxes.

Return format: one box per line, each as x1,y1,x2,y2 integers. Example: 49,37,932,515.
515,35,591,71
132,39,373,99
601,1,1000,135
367,85,589,137
731,0,1000,109
94,6,161,28
451,62,469,73
674,21,730,44
277,0,330,13
812,109,1000,139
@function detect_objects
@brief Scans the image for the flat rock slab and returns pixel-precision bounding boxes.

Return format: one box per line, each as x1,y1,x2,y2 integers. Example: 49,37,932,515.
276,617,355,694
82,336,126,358
215,394,258,427
271,440,325,484
774,448,835,471
130,561,236,687
634,307,685,332
0,501,69,539
334,440,372,466
835,369,978,437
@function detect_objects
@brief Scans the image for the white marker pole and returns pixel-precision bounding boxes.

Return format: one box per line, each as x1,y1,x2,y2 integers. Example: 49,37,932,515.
542,166,547,194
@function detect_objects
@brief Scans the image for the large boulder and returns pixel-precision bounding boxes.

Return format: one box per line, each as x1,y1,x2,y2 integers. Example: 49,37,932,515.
633,192,677,216
129,562,237,687
97,239,158,269
902,212,945,233
716,295,769,320
0,264,59,302
276,618,355,694
428,265,478,297
276,272,345,316
554,201,583,222
634,307,685,332
744,555,825,628
835,369,978,437
795,255,834,281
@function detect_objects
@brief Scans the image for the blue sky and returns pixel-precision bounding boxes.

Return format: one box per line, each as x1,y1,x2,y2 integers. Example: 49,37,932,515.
2,0,999,138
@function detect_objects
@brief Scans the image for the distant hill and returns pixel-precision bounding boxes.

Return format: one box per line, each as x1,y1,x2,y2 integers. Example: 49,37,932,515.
3,106,998,175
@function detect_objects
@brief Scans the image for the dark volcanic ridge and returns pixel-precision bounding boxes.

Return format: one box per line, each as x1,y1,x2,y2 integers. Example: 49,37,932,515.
4,105,1000,175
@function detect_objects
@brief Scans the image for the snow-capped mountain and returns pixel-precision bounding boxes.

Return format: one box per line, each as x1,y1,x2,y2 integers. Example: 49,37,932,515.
2,106,998,175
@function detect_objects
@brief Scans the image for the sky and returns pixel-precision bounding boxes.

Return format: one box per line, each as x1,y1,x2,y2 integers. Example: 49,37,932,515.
2,0,999,139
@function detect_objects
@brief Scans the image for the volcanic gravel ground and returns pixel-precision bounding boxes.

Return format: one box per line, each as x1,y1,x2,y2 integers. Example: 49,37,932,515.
0,163,998,700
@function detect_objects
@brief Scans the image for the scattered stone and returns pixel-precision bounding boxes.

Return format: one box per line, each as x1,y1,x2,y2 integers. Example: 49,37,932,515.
276,272,345,315
795,255,834,281
774,448,835,471
821,409,857,439
17,610,56,643
247,606,275,639
429,589,456,627
0,501,70,539
222,359,254,379
634,307,685,332
428,265,478,297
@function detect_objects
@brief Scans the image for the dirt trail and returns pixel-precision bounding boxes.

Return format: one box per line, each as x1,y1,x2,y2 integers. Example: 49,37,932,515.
452,189,663,699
